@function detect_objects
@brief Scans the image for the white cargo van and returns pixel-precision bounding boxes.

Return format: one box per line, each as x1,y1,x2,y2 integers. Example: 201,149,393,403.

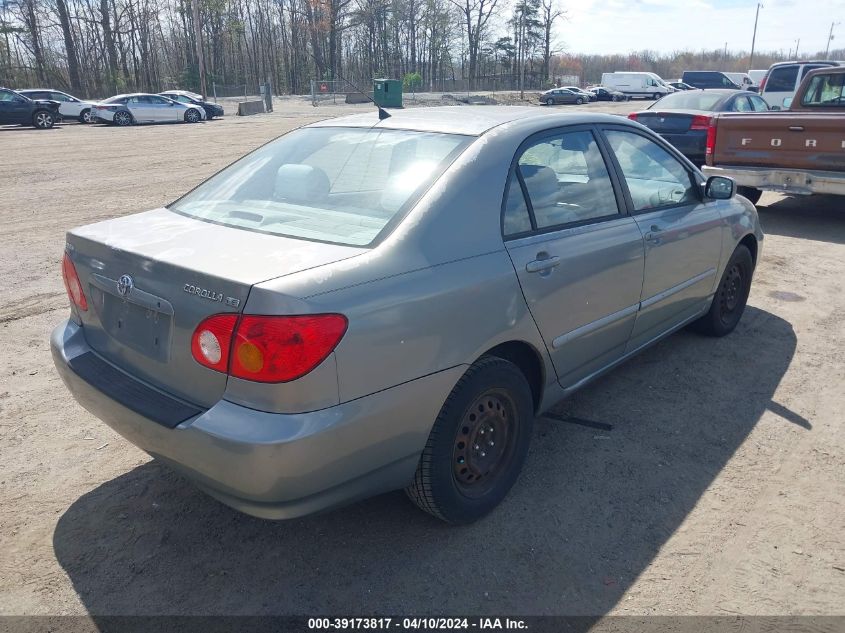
600,72,673,99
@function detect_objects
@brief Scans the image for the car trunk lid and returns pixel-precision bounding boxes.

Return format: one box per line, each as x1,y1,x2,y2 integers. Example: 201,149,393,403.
635,111,704,134
66,208,364,408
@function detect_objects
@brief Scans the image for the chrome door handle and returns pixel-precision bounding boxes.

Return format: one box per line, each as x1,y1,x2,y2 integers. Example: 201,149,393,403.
788,125,804,132
526,256,561,273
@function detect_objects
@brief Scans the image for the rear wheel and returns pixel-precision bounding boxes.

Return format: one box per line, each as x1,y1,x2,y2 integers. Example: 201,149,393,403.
691,244,753,337
406,356,534,524
32,110,54,129
113,110,133,126
79,108,93,124
737,186,763,205
184,108,201,123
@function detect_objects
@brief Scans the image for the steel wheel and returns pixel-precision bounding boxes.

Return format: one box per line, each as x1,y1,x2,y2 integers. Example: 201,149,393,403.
691,244,753,337
185,109,201,123
406,356,534,524
718,263,744,327
33,111,54,129
114,111,132,126
452,390,518,498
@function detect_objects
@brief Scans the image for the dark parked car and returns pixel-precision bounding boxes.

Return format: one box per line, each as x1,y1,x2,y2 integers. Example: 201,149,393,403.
159,90,224,119
681,71,742,90
627,89,769,166
587,86,628,101
0,87,61,129
539,88,588,105
668,81,695,91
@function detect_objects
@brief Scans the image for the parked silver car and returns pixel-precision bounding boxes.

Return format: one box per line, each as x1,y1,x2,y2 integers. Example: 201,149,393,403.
92,93,205,125
52,106,762,523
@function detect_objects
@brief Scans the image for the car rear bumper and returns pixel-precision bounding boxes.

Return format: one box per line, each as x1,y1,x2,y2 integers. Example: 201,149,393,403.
52,319,464,519
702,166,845,196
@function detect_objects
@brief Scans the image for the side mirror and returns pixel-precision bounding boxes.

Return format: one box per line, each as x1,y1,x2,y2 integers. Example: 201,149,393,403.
705,176,735,200
782,97,793,109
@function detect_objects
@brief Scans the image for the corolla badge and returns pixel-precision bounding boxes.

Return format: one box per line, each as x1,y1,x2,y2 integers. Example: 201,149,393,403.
117,274,134,298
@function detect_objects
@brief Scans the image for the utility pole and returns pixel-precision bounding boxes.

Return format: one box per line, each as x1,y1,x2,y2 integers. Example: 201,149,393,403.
190,0,207,99
825,22,840,59
794,38,800,60
724,42,728,61
749,2,762,69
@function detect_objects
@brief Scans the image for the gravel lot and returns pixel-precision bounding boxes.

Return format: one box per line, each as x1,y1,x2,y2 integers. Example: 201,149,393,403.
0,97,843,617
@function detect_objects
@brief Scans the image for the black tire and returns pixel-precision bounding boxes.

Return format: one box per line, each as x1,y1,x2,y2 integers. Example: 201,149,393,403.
575,97,584,105
79,108,93,124
544,98,554,106
691,244,754,337
184,108,201,123
32,110,54,129
653,92,661,100
737,186,763,205
406,356,534,524
113,110,133,126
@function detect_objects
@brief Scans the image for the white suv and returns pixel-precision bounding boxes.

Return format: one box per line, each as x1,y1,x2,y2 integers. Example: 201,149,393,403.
17,89,98,123
760,61,840,109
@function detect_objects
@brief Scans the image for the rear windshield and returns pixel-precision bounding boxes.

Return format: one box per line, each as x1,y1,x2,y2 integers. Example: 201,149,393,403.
169,127,472,247
650,91,726,111
801,73,845,107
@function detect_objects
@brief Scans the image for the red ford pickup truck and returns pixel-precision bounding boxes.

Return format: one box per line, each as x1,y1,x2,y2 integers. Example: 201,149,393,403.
702,66,845,203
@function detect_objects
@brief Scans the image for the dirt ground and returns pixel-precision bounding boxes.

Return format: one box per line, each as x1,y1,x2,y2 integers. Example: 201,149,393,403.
0,97,843,617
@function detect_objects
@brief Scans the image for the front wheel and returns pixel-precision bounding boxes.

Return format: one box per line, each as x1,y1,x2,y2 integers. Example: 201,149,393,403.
544,98,554,106
406,356,534,524
691,244,754,337
737,186,763,205
32,110,54,129
653,92,661,100
184,108,201,123
79,108,93,124
575,97,584,105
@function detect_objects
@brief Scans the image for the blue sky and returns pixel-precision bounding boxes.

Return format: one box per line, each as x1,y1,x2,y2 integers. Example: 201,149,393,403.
558,0,845,58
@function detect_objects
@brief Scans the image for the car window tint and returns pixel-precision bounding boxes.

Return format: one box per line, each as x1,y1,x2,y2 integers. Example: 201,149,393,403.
149,96,169,104
604,130,696,211
502,177,532,236
749,95,769,111
51,92,72,102
517,130,619,229
732,96,752,112
801,73,845,107
0,90,16,102
767,66,799,91
801,64,830,79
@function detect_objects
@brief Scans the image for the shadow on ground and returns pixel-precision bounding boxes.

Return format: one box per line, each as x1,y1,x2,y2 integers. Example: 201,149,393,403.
53,307,802,616
757,195,845,244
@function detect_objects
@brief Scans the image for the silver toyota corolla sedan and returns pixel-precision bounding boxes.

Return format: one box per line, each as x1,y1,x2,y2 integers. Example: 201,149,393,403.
52,106,762,524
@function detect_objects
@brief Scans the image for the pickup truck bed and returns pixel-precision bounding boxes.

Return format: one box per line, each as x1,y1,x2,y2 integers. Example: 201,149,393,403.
703,66,845,197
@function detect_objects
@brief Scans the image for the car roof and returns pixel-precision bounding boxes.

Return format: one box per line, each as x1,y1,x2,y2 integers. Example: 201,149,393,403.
306,106,628,136
18,88,64,92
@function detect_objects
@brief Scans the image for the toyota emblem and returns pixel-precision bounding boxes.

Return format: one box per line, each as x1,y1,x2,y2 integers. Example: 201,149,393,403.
117,274,134,298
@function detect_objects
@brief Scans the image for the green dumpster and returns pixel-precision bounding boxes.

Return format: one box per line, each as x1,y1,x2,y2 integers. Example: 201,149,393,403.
373,79,403,108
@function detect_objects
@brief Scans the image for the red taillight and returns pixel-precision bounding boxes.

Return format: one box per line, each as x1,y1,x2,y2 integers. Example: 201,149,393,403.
627,112,639,121
230,314,348,383
191,313,348,382
690,114,712,130
191,314,238,372
705,117,718,161
61,253,88,312
759,74,768,92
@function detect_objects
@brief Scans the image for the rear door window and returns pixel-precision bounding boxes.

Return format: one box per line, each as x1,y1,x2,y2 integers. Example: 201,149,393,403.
749,95,769,111
766,66,799,92
504,129,620,233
